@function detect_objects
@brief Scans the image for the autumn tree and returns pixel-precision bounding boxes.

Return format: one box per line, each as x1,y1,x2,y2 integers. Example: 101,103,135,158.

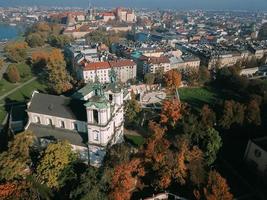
46,49,73,94
204,170,233,200
0,58,4,69
31,50,49,69
7,64,20,83
0,131,35,181
48,34,73,48
182,68,200,86
245,99,261,126
4,41,28,63
110,158,145,200
199,65,211,84
37,140,77,188
164,69,182,91
160,97,183,126
219,100,245,129
200,105,216,128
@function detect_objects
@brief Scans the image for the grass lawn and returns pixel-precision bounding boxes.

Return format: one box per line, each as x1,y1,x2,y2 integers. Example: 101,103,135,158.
178,87,220,109
0,79,18,97
0,79,48,104
125,134,145,147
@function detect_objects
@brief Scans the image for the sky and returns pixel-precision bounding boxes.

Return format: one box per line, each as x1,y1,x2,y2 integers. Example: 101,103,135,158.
1,0,267,11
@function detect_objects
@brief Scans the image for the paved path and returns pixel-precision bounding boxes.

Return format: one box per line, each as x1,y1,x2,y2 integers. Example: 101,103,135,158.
0,76,37,101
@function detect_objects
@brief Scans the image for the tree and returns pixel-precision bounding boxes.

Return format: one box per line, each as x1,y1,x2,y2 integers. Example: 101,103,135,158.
37,140,77,188
144,73,155,85
202,128,222,165
110,158,145,200
160,98,183,126
26,33,45,47
199,65,211,84
7,64,20,83
46,49,73,94
164,69,182,91
48,34,72,48
124,95,142,127
70,167,106,200
182,68,200,86
31,50,49,69
0,131,35,181
245,99,261,126
200,105,216,128
4,41,28,63
204,170,233,200
0,58,4,69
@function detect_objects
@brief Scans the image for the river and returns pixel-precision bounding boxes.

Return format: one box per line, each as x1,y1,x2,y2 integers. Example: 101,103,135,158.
0,23,25,41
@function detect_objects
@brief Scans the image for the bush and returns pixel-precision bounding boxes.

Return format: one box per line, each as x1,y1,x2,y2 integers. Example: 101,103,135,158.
7,64,20,83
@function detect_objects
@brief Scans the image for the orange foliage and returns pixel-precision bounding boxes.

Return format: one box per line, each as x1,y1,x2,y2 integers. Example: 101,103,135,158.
110,158,145,200
204,171,233,200
0,182,20,200
160,98,182,126
164,69,182,91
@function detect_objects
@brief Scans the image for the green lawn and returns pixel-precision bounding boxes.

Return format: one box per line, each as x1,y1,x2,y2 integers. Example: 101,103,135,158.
1,79,48,104
178,87,219,109
125,134,145,147
0,79,18,97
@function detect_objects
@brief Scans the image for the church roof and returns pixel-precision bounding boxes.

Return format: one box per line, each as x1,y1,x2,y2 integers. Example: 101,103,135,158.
84,95,109,109
27,93,87,121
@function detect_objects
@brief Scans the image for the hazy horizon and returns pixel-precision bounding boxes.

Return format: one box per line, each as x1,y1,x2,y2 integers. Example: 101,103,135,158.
1,0,267,11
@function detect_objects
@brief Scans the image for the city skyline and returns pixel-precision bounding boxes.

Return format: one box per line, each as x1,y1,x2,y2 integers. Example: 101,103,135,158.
1,0,267,11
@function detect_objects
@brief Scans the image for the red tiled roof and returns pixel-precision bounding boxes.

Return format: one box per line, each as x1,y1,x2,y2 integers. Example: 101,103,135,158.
102,12,115,17
148,56,170,64
82,59,136,71
84,62,110,71
109,60,136,67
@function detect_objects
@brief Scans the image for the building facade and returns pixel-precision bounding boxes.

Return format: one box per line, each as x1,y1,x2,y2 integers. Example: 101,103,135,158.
25,72,128,167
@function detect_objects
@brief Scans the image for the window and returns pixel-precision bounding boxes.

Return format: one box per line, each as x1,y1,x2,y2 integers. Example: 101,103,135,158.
109,94,113,101
35,116,40,124
73,123,78,131
60,121,65,128
93,110,99,124
94,132,99,141
255,149,262,158
48,119,53,126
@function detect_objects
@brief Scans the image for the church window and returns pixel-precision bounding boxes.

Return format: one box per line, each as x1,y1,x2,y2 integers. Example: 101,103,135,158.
60,121,65,128
93,110,99,124
109,94,113,101
35,116,40,123
73,123,78,131
48,118,53,126
94,132,99,141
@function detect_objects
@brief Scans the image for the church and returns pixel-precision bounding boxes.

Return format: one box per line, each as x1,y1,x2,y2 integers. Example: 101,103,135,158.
25,70,130,167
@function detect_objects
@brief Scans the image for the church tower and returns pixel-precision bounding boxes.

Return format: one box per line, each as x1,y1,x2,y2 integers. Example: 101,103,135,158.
85,73,124,167
87,0,94,21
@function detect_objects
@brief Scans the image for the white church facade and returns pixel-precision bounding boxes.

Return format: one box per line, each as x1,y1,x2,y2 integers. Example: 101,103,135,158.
25,71,129,167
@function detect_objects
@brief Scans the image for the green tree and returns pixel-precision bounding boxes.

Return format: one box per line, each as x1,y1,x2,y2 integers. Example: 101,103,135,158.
202,128,222,165
70,167,106,200
124,95,142,127
144,73,155,85
48,34,72,48
4,42,28,63
7,64,20,83
0,131,35,181
26,33,45,47
37,140,77,188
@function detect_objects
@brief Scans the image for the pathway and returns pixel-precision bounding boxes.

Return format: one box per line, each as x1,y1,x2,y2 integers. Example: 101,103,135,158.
0,76,37,101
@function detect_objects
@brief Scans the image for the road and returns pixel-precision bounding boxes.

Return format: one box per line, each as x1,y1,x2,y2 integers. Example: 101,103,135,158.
0,76,37,101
